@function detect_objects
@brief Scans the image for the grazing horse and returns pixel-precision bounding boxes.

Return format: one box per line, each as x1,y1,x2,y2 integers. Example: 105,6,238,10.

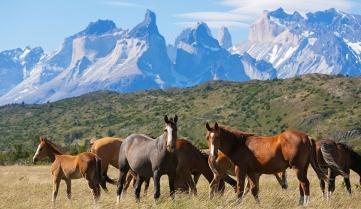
116,115,178,203
32,137,105,205
204,148,288,198
316,139,361,197
205,122,326,206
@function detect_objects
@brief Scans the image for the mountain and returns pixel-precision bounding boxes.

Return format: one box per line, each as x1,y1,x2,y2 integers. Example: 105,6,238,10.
173,22,276,86
233,8,361,78
217,26,232,49
0,10,174,104
0,47,44,96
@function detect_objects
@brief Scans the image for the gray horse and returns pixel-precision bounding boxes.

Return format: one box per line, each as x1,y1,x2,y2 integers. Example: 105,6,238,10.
116,115,178,203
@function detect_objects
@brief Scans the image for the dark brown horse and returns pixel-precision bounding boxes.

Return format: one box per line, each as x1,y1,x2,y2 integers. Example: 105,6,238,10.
205,122,326,206
316,139,361,198
32,137,106,205
116,115,178,203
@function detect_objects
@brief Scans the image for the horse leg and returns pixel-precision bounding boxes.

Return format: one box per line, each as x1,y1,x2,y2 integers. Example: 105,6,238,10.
326,168,336,199
65,178,71,200
209,174,221,199
144,177,150,196
134,175,145,202
87,179,100,203
52,176,61,206
153,170,161,200
247,173,260,203
320,177,326,199
185,172,197,195
235,165,247,202
193,172,201,185
344,177,352,195
123,170,134,194
274,171,288,189
217,179,225,195
168,172,176,199
244,177,251,196
296,168,310,206
116,164,129,204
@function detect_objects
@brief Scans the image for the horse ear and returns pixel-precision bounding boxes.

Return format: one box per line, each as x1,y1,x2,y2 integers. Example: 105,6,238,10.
214,122,219,130
206,122,212,131
164,115,169,123
174,115,178,123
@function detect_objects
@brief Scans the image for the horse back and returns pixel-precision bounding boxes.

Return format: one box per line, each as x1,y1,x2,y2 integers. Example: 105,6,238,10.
91,137,122,169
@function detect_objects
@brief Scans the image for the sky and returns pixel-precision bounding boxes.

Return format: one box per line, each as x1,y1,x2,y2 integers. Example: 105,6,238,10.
1,0,361,52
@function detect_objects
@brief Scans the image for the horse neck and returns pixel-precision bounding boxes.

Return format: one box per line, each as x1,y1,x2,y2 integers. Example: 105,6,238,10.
219,130,242,162
45,143,63,162
198,151,214,182
156,133,167,151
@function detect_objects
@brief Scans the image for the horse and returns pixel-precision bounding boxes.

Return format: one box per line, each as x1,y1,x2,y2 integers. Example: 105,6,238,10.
116,115,178,203
32,136,106,205
205,122,327,206
91,136,226,195
89,137,149,193
203,148,288,198
316,139,361,198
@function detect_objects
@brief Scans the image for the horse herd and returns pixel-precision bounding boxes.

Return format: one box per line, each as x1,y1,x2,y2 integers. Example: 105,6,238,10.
32,115,361,206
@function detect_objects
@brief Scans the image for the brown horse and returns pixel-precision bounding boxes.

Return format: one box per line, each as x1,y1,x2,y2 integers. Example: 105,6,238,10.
205,122,326,206
204,148,288,198
32,137,105,205
316,139,361,198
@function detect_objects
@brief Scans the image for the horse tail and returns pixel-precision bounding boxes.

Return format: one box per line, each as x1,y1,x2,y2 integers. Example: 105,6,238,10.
104,174,117,185
320,141,349,178
308,136,328,181
95,157,107,192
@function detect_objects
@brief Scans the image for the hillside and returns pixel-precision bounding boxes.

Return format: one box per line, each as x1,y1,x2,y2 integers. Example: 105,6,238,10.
0,74,360,163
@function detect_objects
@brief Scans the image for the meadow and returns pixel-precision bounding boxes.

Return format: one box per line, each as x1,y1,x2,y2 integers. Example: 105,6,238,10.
1,165,360,209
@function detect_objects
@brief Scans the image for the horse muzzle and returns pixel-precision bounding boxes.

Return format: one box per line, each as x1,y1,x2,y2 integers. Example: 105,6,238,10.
32,157,38,164
167,145,175,152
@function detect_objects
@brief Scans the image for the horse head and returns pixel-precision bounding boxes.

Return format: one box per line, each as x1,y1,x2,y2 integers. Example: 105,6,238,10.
163,115,178,152
206,122,221,161
33,136,49,164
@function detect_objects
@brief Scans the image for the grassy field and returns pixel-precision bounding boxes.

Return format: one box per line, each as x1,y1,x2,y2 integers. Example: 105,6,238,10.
1,165,360,209
0,74,360,164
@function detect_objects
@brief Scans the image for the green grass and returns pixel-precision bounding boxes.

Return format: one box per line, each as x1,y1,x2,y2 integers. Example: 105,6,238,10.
0,74,360,164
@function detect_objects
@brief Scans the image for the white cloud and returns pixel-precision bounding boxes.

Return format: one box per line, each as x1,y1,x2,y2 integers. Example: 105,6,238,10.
176,0,360,29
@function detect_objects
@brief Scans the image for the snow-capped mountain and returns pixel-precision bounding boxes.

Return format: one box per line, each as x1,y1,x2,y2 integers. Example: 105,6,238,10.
1,8,361,105
173,22,276,86
0,10,174,104
217,26,232,49
233,8,361,78
0,47,44,96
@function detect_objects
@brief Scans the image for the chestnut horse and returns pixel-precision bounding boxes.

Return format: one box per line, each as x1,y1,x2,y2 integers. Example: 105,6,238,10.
32,137,106,205
203,148,288,198
316,139,361,197
116,115,178,203
206,123,326,206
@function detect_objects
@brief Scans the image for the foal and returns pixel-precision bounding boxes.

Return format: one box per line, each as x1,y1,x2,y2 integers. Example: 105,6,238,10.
33,137,105,205
116,115,178,203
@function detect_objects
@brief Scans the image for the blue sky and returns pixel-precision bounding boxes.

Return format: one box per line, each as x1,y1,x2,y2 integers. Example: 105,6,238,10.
1,0,361,52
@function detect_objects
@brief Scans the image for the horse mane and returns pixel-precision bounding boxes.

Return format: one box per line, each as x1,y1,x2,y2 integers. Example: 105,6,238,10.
43,138,65,155
219,125,255,144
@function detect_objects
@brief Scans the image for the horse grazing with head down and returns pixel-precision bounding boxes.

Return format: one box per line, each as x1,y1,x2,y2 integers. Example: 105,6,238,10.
205,122,327,206
32,137,106,205
316,139,361,198
116,115,178,203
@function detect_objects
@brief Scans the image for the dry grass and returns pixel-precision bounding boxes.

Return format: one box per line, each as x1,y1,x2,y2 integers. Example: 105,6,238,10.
0,165,360,209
